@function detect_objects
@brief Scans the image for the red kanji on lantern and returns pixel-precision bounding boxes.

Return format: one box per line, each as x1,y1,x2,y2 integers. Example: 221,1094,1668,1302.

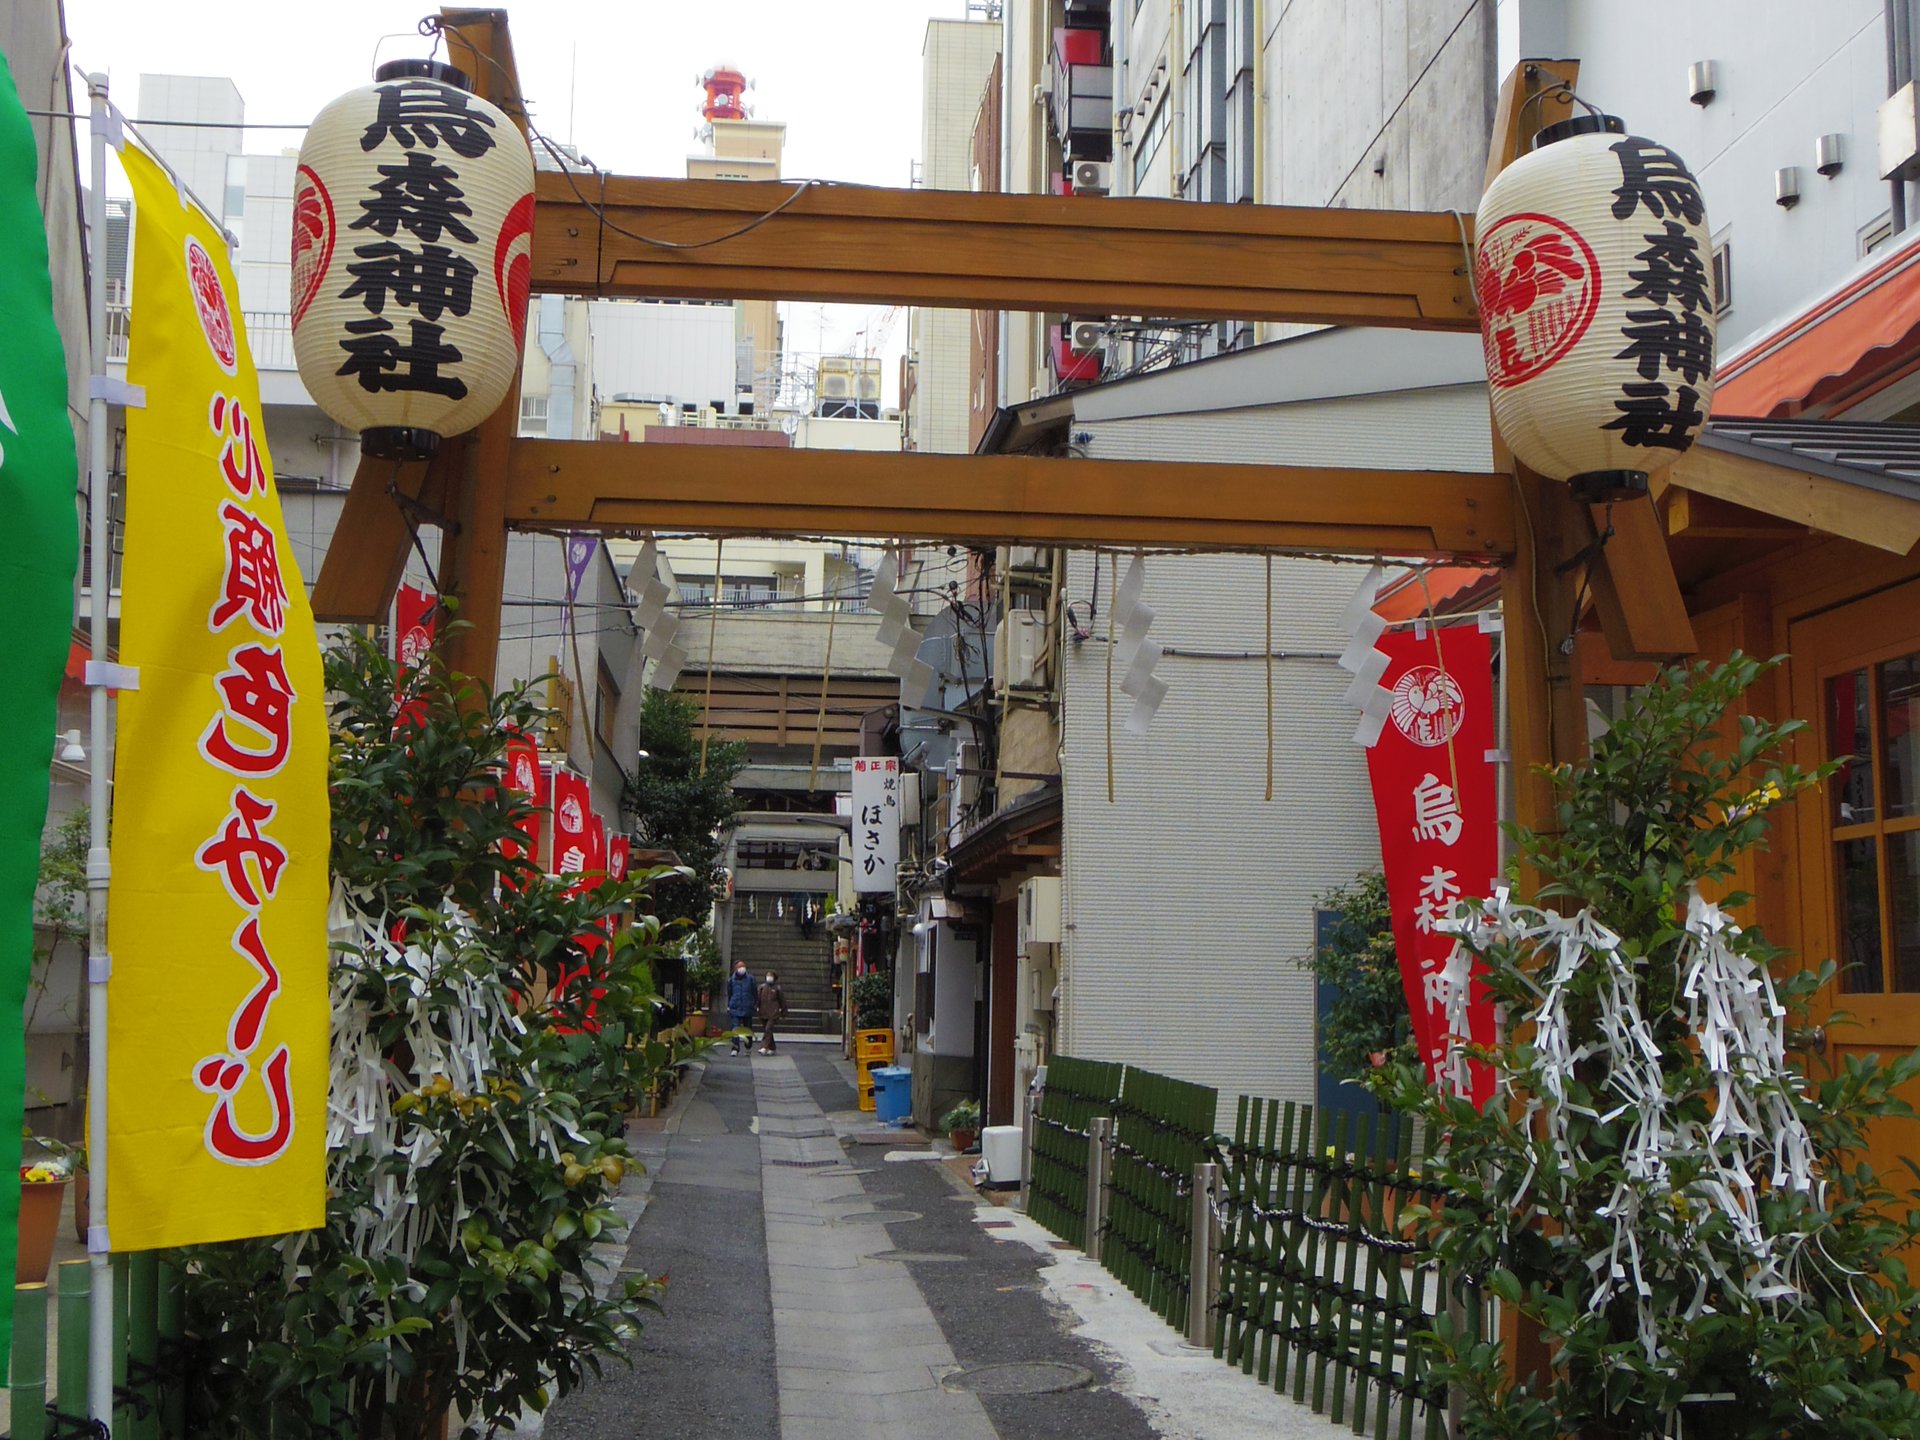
200,644,296,777
209,393,268,497
195,788,286,908
210,500,290,636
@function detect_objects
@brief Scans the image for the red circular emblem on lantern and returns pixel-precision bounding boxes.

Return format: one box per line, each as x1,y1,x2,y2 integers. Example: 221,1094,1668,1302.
185,236,239,375
495,193,535,348
1473,212,1600,390
1389,666,1466,748
290,164,335,329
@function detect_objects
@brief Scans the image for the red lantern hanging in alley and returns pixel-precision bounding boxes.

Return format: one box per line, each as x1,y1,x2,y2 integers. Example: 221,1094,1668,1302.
292,59,534,462
1475,111,1715,502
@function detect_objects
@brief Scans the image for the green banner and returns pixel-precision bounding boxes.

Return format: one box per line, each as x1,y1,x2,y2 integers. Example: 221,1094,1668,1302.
0,53,83,1363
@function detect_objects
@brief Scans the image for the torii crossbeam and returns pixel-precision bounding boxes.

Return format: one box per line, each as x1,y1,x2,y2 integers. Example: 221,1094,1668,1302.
312,14,1691,840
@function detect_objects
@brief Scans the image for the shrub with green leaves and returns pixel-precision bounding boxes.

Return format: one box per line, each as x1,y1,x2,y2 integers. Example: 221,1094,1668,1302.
174,630,702,1439
1384,654,1920,1440
1297,870,1414,1085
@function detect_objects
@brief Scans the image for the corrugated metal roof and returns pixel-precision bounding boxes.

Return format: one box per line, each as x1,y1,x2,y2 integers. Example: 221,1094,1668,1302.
1699,419,1920,502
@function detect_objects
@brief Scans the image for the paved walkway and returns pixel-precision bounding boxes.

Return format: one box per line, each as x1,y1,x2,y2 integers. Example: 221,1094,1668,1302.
546,1041,1358,1439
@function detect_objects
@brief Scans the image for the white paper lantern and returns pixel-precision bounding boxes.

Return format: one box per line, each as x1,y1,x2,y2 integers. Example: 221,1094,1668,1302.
292,60,534,461
1475,114,1715,502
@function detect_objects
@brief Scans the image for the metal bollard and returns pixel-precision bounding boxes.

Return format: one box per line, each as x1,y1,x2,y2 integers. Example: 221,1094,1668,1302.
1187,1161,1220,1348
1085,1115,1112,1261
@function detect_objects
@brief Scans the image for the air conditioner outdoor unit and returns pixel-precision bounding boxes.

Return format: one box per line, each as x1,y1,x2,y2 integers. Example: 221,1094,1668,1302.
1007,545,1045,572
1071,159,1111,193
994,610,1046,688
1069,319,1106,355
1017,876,1062,950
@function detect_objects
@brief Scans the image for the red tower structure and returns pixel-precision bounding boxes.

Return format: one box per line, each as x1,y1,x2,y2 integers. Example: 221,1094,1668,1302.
700,66,749,123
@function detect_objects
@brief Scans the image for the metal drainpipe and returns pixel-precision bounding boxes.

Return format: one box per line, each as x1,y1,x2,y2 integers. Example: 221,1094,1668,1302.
1891,0,1910,233
998,0,1012,409
539,294,577,441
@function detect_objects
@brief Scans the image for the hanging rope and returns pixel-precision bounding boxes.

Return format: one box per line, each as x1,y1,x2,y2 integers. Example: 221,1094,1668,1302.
1417,570,1464,806
995,552,1012,800
1105,552,1117,804
807,580,839,793
699,537,723,777
1264,554,1274,803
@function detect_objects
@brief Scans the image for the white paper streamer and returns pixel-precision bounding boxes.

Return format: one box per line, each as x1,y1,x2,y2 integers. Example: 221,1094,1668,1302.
1440,886,1822,1363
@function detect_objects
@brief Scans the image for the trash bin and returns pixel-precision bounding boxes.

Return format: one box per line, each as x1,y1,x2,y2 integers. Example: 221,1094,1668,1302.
872,1066,912,1124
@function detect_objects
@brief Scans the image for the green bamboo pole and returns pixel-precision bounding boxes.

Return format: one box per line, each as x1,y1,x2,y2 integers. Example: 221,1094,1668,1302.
113,1254,130,1431
10,1282,49,1440
54,1259,88,1417
157,1259,185,1439
129,1252,160,1440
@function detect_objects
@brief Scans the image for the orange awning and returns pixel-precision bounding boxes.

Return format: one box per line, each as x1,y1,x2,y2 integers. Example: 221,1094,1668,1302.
1372,564,1494,622
1715,237,1920,419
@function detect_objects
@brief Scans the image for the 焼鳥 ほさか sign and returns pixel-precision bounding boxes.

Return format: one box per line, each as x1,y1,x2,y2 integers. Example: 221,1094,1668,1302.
1360,625,1498,1107
0,51,83,1352
108,144,329,1249
291,59,534,462
851,758,901,894
1475,115,1714,503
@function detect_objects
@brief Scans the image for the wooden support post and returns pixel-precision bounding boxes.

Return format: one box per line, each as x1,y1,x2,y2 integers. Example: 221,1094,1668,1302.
1086,1115,1112,1263
1188,1160,1221,1349
433,9,527,687
1487,57,1591,1402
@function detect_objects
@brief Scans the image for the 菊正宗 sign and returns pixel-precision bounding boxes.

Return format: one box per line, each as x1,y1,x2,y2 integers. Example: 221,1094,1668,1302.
851,757,901,894
108,143,330,1249
1360,625,1498,1107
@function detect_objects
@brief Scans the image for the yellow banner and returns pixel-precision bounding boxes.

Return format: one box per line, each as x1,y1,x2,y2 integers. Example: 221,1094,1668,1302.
108,145,328,1250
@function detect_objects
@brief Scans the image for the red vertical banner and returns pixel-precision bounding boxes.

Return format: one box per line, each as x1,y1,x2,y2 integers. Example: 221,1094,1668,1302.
1361,625,1498,1107
394,583,436,669
500,735,540,875
607,834,631,883
550,768,590,876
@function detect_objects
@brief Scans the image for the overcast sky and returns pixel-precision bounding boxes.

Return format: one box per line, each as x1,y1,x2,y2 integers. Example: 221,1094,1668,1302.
62,0,980,389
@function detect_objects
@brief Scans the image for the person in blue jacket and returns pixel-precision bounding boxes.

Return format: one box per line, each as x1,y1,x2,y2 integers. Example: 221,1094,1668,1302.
725,960,758,1056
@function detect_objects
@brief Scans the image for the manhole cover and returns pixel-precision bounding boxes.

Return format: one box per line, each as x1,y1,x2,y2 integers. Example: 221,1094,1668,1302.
871,1249,966,1263
941,1362,1093,1396
834,1209,921,1225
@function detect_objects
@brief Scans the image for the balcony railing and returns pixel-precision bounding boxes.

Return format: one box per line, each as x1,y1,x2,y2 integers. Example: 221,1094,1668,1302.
105,304,297,371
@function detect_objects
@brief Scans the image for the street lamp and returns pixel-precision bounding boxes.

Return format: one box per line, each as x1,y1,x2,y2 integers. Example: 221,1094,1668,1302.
56,729,85,763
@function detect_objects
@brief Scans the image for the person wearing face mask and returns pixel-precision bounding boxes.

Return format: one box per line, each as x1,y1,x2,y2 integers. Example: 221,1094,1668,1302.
756,970,789,1055
725,960,758,1056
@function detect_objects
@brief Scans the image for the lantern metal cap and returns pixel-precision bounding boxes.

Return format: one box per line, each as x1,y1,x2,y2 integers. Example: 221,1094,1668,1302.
1533,112,1625,150
362,426,443,463
374,58,472,92
1568,470,1650,504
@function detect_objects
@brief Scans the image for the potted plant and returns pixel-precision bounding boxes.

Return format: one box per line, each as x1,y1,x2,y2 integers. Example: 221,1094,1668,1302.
683,927,723,1037
18,1140,76,1285
941,1099,981,1153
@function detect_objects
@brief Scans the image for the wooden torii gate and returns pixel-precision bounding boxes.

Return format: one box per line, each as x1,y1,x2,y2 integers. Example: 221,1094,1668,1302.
312,11,1696,855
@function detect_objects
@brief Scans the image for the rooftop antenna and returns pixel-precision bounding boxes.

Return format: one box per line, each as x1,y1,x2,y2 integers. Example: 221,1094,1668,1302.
567,41,577,145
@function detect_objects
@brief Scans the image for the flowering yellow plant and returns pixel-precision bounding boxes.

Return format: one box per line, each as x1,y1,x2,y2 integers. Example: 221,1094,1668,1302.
20,1159,70,1183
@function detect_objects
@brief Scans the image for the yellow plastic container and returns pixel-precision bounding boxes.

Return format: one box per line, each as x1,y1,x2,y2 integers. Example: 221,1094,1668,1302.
855,1028,895,1062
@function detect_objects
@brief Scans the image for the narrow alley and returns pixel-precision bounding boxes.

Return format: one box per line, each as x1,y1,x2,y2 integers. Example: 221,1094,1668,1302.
542,1042,1341,1440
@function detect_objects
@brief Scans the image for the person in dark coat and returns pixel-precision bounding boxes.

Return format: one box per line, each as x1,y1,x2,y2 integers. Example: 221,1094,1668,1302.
757,971,789,1054
725,961,757,1056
